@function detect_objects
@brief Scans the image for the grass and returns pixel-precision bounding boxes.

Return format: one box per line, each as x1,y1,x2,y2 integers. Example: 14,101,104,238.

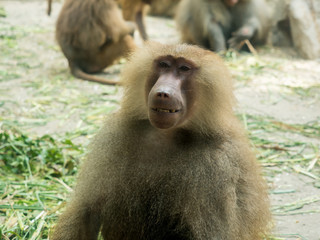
0,11,123,238
272,196,320,216
1,111,319,239
1,113,319,239
0,126,83,177
286,85,320,101
0,7,6,18
0,125,83,239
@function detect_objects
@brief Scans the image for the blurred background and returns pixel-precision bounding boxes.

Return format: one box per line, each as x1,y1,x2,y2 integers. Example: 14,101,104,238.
0,0,319,239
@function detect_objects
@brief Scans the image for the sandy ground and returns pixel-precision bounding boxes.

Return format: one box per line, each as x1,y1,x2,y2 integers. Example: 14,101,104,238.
0,0,320,239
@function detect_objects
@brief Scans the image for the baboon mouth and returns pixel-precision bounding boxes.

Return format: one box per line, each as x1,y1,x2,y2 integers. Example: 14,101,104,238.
152,108,180,113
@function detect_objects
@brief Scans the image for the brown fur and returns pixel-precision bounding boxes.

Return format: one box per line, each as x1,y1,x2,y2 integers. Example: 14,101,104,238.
148,0,180,17
56,0,136,85
176,0,271,52
119,0,180,40
119,0,149,40
52,42,271,240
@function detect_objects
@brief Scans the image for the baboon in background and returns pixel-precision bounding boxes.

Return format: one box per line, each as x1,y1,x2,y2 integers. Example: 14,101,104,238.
176,0,271,52
56,0,136,85
52,42,271,240
119,0,180,41
118,0,150,41
148,0,180,17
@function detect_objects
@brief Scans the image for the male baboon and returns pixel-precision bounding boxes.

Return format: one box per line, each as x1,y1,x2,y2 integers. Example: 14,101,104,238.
52,42,271,240
56,0,136,85
176,0,271,52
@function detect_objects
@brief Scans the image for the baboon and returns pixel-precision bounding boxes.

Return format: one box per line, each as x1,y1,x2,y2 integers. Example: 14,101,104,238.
52,42,271,240
47,0,52,15
56,0,136,85
119,0,150,41
119,0,180,40
176,0,271,52
148,0,181,17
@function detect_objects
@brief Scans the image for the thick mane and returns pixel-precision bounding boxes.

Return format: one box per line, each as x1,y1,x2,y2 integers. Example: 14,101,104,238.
52,42,271,240
120,42,238,134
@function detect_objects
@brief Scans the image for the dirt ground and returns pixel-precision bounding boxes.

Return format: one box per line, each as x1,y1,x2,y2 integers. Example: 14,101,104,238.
0,0,320,239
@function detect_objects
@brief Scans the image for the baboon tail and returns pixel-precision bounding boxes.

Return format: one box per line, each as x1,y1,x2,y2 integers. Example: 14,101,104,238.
70,64,121,86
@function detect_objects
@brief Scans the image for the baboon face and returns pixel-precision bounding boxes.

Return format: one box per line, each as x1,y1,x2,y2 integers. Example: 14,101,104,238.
145,55,198,129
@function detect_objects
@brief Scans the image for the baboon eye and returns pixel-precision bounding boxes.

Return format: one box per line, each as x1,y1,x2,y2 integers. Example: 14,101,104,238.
159,61,170,68
179,65,191,72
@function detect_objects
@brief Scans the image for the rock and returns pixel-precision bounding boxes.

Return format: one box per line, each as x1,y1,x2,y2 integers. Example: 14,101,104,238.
289,0,320,59
267,0,320,59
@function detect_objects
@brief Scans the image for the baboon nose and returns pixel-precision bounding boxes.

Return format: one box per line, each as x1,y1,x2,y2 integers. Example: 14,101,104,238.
156,91,170,98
